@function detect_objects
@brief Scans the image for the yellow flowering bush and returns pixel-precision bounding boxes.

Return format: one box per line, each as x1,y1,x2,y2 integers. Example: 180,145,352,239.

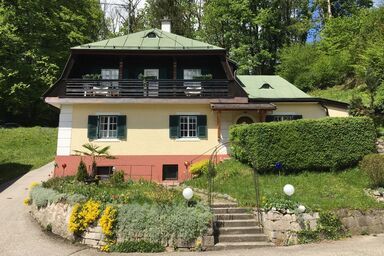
189,160,209,176
99,206,117,237
23,197,31,205
30,182,39,190
68,200,101,234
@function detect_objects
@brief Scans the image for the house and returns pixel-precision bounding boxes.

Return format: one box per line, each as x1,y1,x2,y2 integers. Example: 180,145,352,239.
43,21,349,183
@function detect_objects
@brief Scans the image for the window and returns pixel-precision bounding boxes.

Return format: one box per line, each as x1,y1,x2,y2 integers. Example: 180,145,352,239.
96,166,114,180
88,115,126,140
101,69,119,80
183,69,201,80
184,69,202,96
169,115,207,139
266,114,302,122
180,116,197,138
98,116,118,138
162,165,178,180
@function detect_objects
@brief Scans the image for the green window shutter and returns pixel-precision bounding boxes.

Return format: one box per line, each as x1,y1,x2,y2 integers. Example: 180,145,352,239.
293,115,303,120
88,115,99,140
197,115,207,139
169,115,179,138
117,115,127,139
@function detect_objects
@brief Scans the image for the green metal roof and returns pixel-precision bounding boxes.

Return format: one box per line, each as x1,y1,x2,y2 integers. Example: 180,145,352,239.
236,75,313,99
72,29,223,51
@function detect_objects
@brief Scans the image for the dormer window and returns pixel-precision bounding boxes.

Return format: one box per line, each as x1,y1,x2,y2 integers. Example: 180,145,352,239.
146,32,158,38
260,83,273,89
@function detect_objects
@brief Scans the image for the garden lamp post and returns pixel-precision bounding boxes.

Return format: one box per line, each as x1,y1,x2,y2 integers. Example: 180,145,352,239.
183,187,194,206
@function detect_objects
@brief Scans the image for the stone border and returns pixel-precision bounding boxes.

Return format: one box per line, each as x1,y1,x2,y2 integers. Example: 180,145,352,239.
29,202,214,250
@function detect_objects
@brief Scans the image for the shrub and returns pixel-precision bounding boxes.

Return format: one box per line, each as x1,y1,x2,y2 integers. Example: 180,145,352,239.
360,154,384,187
117,203,212,245
230,117,376,172
110,240,165,253
76,159,89,182
68,200,101,234
66,194,87,205
189,160,210,176
109,170,125,185
30,186,66,208
99,206,118,237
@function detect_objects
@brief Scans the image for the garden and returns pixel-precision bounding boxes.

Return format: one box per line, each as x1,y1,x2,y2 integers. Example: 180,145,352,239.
27,167,212,253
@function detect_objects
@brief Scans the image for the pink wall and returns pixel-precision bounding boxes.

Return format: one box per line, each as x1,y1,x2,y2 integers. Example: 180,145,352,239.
54,154,229,183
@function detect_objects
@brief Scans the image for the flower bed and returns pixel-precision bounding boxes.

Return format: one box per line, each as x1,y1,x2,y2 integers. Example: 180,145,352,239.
27,179,214,252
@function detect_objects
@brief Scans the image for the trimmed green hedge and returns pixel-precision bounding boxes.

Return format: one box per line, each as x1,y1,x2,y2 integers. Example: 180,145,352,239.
230,117,376,172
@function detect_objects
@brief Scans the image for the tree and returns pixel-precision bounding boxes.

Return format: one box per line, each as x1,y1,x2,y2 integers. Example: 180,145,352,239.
74,143,114,178
115,0,146,34
0,0,104,126
200,0,312,75
143,0,198,37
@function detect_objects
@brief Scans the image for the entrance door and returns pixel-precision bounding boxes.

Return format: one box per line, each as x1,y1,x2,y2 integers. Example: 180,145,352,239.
144,69,159,96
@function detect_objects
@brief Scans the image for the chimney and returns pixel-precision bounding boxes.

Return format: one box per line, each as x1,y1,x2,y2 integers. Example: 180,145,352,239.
161,17,171,33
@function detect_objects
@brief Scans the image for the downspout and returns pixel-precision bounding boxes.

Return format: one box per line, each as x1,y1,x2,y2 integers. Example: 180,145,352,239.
320,102,329,116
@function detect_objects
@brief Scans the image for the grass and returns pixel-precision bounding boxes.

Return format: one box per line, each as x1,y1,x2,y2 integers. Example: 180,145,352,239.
0,127,57,185
185,159,384,211
43,176,186,205
309,85,369,104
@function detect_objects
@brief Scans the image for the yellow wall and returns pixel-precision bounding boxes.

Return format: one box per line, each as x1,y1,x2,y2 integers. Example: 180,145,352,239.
70,104,220,156
326,105,349,117
273,102,327,118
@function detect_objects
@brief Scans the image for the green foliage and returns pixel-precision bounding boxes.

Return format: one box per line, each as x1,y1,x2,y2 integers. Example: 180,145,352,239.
230,117,376,172
76,160,89,182
109,170,125,185
43,176,185,205
117,203,212,245
30,186,66,208
263,197,299,212
189,160,210,176
0,0,104,126
360,154,384,188
0,127,57,185
185,159,384,210
200,0,312,74
110,240,165,253
66,194,87,205
298,211,348,243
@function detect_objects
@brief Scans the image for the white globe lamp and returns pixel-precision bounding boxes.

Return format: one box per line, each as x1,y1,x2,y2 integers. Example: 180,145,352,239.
283,184,295,196
298,205,306,213
182,187,194,200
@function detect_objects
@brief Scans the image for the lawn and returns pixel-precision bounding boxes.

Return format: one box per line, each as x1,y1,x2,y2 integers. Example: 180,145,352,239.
0,127,57,185
185,159,384,211
309,85,369,104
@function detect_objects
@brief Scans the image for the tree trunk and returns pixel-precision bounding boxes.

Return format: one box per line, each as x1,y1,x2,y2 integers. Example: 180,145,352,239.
327,0,332,18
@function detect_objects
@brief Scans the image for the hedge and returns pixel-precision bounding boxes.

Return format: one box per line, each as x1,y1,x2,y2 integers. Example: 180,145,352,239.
230,117,376,172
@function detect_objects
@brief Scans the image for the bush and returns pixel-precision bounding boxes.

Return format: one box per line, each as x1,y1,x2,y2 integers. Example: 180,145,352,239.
189,160,209,176
69,199,101,234
117,203,212,245
109,170,124,185
76,159,89,182
360,154,384,187
30,186,66,208
110,240,165,253
230,117,376,172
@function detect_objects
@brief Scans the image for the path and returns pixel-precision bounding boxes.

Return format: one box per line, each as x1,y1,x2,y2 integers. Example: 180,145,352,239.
0,163,383,256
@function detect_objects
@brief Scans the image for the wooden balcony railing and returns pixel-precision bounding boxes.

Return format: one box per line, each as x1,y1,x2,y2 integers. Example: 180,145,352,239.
64,79,231,98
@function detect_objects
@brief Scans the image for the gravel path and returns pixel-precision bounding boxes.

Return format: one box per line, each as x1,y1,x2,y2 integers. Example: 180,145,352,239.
0,162,383,256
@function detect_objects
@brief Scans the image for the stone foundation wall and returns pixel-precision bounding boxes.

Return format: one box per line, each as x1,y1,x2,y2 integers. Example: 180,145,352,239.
336,209,384,235
260,210,319,245
30,203,214,250
377,138,384,154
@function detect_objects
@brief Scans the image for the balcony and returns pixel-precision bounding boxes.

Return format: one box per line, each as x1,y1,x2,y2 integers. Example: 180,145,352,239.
64,79,231,98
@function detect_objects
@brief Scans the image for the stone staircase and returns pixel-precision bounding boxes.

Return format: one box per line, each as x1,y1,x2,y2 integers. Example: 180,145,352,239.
212,204,273,250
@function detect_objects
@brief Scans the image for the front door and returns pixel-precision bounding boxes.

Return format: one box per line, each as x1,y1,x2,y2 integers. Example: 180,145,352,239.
144,69,159,96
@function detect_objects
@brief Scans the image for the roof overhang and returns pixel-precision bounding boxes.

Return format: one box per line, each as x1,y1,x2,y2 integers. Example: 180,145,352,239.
249,98,349,109
210,103,276,111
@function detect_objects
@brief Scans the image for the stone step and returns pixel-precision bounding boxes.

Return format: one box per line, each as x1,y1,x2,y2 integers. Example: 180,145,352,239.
212,208,251,214
215,213,254,220
218,234,268,243
216,226,263,235
215,219,259,228
211,203,238,208
213,242,273,250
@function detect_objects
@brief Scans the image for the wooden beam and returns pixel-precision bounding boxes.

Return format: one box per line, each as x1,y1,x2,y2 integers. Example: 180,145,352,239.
260,110,267,122
220,57,234,80
217,110,222,142
173,57,177,80
63,56,76,79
